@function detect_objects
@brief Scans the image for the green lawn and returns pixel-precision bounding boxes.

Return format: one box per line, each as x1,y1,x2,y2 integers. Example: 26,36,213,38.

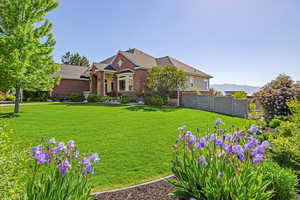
0,103,250,191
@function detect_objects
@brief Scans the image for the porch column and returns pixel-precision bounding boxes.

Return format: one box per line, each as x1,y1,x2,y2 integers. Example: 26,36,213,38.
96,71,105,95
103,71,106,96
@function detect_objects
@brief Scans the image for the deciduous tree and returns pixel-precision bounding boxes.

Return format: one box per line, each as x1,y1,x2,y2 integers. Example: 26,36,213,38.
0,0,60,113
145,65,187,99
254,74,300,121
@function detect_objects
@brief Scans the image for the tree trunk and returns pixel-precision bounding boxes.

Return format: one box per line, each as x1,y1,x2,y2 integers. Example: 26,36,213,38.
14,86,21,113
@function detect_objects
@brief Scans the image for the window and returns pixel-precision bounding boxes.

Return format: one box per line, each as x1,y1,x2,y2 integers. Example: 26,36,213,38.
204,79,209,90
118,74,133,92
117,59,123,67
119,80,126,91
189,77,194,87
129,78,133,91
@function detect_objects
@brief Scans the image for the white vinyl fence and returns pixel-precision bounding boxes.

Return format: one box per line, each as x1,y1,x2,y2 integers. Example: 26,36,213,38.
182,94,248,118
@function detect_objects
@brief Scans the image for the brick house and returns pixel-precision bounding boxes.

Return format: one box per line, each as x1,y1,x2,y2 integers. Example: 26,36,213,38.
51,48,212,98
51,64,90,98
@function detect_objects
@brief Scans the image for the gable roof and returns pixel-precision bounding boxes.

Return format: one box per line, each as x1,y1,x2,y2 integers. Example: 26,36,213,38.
52,64,89,80
96,48,212,78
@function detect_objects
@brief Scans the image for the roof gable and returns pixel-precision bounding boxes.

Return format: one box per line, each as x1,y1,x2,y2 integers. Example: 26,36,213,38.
95,48,212,78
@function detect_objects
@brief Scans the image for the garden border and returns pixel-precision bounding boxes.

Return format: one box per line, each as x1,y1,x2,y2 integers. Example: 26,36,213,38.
92,175,174,196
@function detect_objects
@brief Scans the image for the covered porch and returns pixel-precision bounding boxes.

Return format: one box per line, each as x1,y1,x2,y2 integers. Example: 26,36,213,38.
90,65,134,96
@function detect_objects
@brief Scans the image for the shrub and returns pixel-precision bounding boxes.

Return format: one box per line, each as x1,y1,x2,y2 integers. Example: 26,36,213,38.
25,138,100,200
118,96,134,104
5,94,15,101
233,91,247,99
144,95,166,106
287,99,300,126
269,99,300,174
169,120,273,200
269,118,282,128
24,91,49,102
68,93,85,102
0,120,28,200
270,128,300,175
253,74,300,121
119,96,130,104
262,162,298,200
87,94,108,103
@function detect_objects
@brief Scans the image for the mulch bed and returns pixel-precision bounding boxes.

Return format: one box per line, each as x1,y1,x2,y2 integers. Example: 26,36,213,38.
94,178,177,200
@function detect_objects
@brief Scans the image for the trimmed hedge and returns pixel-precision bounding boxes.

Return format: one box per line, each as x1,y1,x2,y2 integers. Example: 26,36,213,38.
87,94,108,103
144,95,166,106
68,93,85,102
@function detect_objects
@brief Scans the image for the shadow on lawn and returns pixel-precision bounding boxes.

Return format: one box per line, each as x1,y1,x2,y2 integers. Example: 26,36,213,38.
49,102,126,107
125,106,180,112
0,112,20,119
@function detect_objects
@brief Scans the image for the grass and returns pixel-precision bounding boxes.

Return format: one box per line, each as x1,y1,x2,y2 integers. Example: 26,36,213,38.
0,103,250,191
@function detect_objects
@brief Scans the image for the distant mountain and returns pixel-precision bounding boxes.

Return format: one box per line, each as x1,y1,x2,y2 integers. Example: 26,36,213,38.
211,84,261,95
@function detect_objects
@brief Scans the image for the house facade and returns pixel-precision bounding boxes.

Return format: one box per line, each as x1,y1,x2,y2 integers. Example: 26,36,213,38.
51,48,212,98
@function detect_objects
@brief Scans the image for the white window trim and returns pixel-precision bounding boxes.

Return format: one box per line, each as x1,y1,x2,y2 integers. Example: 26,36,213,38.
117,73,134,92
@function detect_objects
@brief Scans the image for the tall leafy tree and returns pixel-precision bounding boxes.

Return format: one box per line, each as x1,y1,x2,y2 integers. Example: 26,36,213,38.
61,51,89,66
145,65,187,99
0,0,60,113
254,74,300,120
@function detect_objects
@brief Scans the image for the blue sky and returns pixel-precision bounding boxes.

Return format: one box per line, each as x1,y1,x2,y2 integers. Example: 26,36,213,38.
47,0,300,86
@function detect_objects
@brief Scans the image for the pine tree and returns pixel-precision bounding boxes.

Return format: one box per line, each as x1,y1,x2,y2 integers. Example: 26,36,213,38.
0,0,60,113
61,51,90,66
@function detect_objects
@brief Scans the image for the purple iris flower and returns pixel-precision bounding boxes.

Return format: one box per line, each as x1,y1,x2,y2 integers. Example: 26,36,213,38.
217,172,224,178
188,135,196,146
232,145,244,154
238,153,245,161
215,138,223,147
50,148,57,154
90,153,100,163
209,134,215,142
74,151,80,158
224,144,232,152
253,154,265,164
82,157,91,166
48,138,56,144
252,145,265,156
194,142,201,149
34,151,51,164
178,126,187,131
56,142,67,153
67,140,75,148
177,134,182,141
82,164,94,175
57,159,72,174
261,141,269,148
199,137,206,148
249,125,258,134
244,143,252,151
32,145,41,153
198,155,207,165
225,134,233,141
215,118,222,126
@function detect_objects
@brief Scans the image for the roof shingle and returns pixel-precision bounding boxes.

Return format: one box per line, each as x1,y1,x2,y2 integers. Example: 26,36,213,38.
52,64,89,80
95,48,212,78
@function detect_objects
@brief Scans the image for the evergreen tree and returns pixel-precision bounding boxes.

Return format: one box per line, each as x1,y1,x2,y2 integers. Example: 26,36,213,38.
61,51,89,66
0,0,60,113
